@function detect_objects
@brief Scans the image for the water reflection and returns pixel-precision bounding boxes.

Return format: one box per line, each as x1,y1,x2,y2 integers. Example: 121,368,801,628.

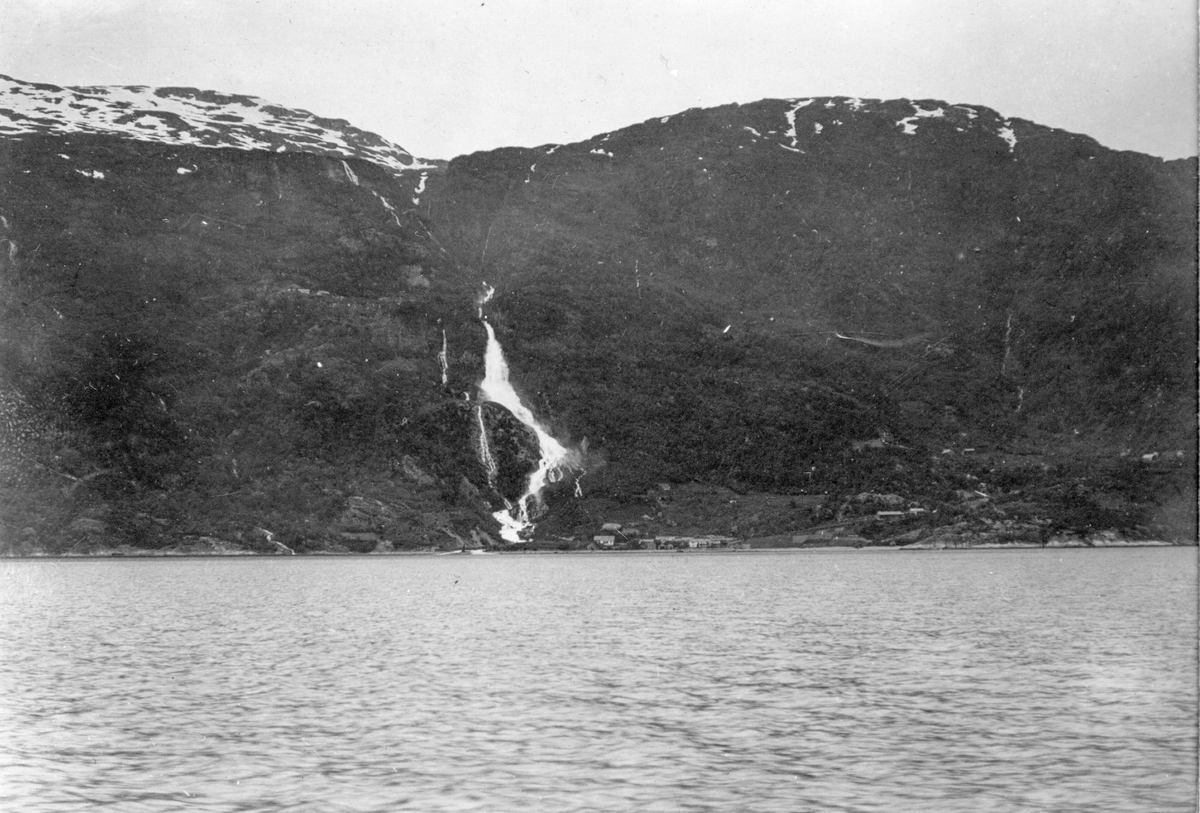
0,550,1194,812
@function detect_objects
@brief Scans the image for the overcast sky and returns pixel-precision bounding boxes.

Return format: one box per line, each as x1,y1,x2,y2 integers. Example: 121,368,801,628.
4,0,1196,160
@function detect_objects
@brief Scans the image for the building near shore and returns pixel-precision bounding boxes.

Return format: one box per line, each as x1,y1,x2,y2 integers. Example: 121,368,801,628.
654,534,737,549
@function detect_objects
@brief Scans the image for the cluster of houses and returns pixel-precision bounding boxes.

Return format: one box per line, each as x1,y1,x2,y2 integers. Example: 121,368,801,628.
589,523,741,550
874,506,928,520
583,496,935,551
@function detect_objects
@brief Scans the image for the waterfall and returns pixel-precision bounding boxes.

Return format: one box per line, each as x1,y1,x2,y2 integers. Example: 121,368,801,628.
475,405,499,486
476,292,578,542
1002,311,1014,377
475,402,530,542
438,329,449,385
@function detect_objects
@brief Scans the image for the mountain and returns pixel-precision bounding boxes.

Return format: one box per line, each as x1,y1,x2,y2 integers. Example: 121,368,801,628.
0,77,1194,554
0,75,435,175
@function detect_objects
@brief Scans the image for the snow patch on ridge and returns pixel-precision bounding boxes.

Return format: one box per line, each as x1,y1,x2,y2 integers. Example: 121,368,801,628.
896,103,945,136
997,123,1017,152
0,74,432,176
782,99,814,151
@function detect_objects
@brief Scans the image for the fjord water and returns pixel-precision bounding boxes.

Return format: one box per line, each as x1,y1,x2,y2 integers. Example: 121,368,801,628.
0,550,1194,813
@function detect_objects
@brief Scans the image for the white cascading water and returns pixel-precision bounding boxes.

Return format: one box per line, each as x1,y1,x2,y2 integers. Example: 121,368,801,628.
476,285,578,542
438,329,449,385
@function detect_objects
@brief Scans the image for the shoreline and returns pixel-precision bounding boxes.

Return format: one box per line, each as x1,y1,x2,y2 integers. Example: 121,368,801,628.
0,539,1188,560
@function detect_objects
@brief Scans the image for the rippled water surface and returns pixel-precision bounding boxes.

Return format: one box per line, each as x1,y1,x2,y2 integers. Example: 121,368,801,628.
0,549,1195,812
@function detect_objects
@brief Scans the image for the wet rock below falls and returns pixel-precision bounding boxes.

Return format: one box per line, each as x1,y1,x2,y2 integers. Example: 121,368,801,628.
475,401,541,505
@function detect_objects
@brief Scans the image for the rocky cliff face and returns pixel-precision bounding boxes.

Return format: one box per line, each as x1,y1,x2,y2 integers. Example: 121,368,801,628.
0,80,1194,552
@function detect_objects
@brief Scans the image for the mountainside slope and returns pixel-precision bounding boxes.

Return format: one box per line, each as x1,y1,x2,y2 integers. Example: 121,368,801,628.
431,96,1194,446
0,84,1194,552
0,134,500,552
426,96,1196,538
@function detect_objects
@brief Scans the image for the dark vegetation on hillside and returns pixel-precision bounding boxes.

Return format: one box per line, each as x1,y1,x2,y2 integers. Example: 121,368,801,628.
0,134,508,552
0,97,1195,553
424,100,1195,541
